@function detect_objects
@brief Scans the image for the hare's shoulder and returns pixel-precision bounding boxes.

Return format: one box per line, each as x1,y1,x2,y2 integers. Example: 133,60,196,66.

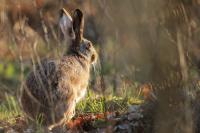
58,56,86,73
57,56,89,89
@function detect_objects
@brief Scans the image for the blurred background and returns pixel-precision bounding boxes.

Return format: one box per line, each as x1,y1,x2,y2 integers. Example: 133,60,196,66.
1,0,200,132
1,0,200,96
0,0,151,97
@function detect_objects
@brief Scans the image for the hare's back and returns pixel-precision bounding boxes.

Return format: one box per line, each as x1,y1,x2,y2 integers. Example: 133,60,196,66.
24,60,59,106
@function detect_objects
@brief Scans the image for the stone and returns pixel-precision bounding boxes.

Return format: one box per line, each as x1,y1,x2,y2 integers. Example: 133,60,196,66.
0,127,4,133
128,112,143,121
117,123,130,130
128,105,140,113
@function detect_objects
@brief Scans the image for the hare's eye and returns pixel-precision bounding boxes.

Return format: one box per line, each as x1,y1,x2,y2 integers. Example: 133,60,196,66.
91,54,96,63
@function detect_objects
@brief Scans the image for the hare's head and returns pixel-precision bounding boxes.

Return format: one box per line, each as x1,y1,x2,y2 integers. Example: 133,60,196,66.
59,8,97,64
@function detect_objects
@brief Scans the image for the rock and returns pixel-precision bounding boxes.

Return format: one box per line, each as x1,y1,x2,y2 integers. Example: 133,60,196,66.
128,105,140,113
117,123,130,130
113,117,122,121
0,127,4,133
6,129,18,133
106,112,116,119
23,128,34,133
120,114,128,121
128,112,143,121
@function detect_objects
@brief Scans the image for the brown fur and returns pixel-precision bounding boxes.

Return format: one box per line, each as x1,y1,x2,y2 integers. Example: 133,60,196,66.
20,9,97,129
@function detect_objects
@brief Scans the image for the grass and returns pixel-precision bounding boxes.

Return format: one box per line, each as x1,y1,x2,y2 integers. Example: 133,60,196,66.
0,89,142,131
76,90,142,115
0,94,22,125
0,94,22,128
75,90,142,130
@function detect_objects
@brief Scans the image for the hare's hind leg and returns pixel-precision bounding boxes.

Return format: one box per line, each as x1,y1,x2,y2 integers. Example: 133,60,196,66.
48,118,65,131
48,101,75,130
50,124,67,133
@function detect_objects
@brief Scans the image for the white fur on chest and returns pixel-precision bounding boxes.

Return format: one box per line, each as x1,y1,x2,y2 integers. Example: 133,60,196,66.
76,88,87,103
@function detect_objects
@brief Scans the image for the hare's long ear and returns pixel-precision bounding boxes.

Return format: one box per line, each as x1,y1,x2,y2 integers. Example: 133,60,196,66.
59,8,75,39
72,9,84,43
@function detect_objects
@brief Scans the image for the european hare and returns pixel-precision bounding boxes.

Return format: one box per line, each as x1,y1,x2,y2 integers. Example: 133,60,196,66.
20,8,97,130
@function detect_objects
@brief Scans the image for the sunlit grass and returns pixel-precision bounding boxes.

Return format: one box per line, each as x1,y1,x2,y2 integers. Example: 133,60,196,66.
75,89,142,129
0,90,142,122
0,94,22,124
76,90,142,115
0,89,142,132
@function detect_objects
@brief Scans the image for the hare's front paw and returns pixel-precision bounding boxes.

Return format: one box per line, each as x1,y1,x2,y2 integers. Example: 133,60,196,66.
64,101,76,120
71,108,75,118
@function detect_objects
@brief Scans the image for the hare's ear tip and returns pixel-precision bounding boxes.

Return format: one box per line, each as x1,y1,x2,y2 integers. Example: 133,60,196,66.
59,8,64,17
60,8,72,20
59,8,68,17
75,8,82,12
74,9,83,15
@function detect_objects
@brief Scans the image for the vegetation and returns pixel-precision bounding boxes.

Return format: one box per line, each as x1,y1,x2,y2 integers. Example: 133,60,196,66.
0,90,142,132
1,0,200,132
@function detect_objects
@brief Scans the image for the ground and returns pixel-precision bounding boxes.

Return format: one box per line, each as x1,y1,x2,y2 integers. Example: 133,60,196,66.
0,90,145,133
